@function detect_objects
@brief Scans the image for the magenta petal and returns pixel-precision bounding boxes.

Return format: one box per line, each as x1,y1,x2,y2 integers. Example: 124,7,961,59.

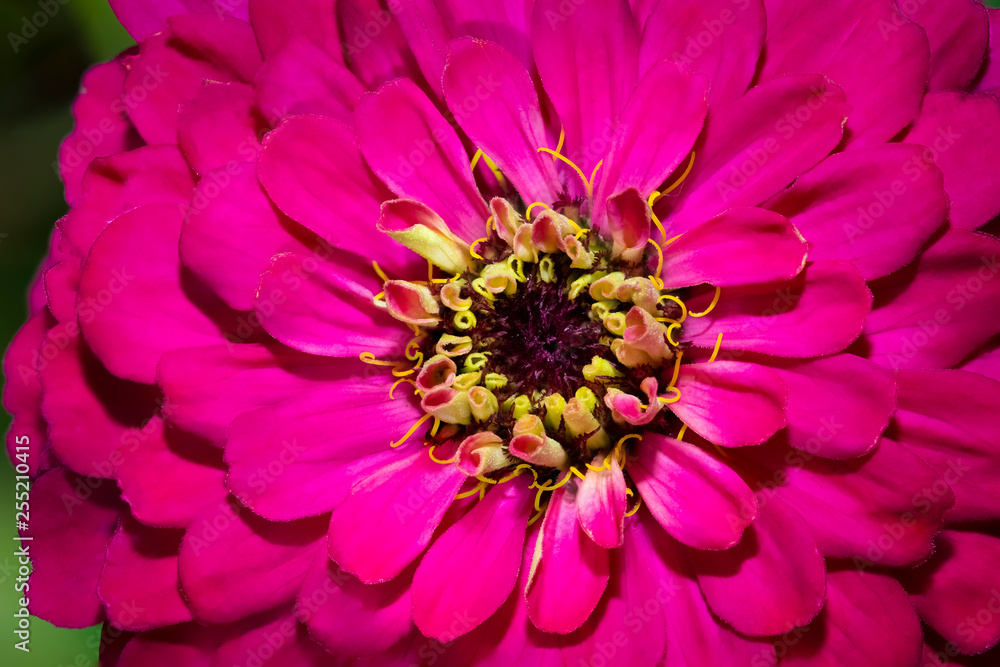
660,207,807,289
532,0,639,176
663,75,848,235
256,252,407,358
863,230,1000,371
593,59,708,212
214,611,333,666
114,417,227,528
413,477,534,641
177,82,262,177
631,511,777,666
179,501,326,623
443,38,561,205
783,568,922,667
3,313,55,477
338,0,425,89
99,519,191,630
327,447,466,584
893,370,1000,522
109,0,249,40
158,342,347,445
631,433,756,550
765,354,896,459
257,114,417,276
672,361,787,447
179,163,311,312
526,483,610,634
356,79,489,242
27,469,121,628
760,0,927,146
694,495,825,636
298,552,413,658
224,377,423,521
685,260,871,358
766,144,949,280
901,0,990,91
249,0,342,61
639,0,765,107
904,92,1000,230
576,456,628,549
743,438,953,567
977,8,1000,94
905,529,1000,654
255,37,365,126
117,624,216,667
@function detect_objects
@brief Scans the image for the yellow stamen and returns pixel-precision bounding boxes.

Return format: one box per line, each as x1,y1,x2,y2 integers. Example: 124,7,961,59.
615,433,642,452
689,286,721,318
657,294,688,323
359,352,399,368
527,508,545,526
470,148,484,171
390,412,433,448
430,417,441,436
707,333,724,363
526,201,551,219
647,238,665,284
476,474,498,485
660,151,696,196
497,464,537,485
624,491,643,517
666,351,684,390
469,238,488,261
647,190,668,242
676,424,689,442
537,147,594,199
391,351,423,377
389,377,420,399
589,159,604,191
427,444,455,465
665,322,682,347
455,481,487,500
657,387,682,404
371,261,390,284
555,126,566,155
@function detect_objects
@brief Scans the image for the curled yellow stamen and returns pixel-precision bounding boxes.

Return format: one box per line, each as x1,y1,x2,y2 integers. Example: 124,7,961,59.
615,433,643,452
657,294,688,323
391,351,423,377
647,238,665,284
430,417,441,436
470,238,488,261
624,491,643,517
470,148,484,171
665,322,682,347
390,412,432,448
497,464,537,486
666,351,684,390
526,201,551,219
371,261,390,284
689,286,721,318
589,160,604,191
428,444,455,465
647,190,667,242
360,352,399,368
476,474,498,485
660,151,696,196
527,508,545,526
389,377,420,399
455,481,487,500
535,468,577,492
555,126,566,156
537,147,594,199
707,333,724,363
657,387,682,404
676,424,689,442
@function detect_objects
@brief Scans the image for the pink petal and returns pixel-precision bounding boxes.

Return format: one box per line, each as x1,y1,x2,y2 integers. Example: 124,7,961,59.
179,161,312,312
639,0,765,107
863,230,1000,370
443,37,561,205
684,260,872,358
255,38,365,125
904,529,1000,654
117,624,216,667
660,207,807,289
672,360,787,447
214,610,334,666
356,79,488,242
765,354,897,459
976,9,1000,94
766,144,949,280
413,476,534,640
224,376,423,521
694,495,825,636
158,342,347,445
297,552,413,658
257,114,417,276
661,75,848,236
526,482,610,634
109,0,249,41
114,416,228,528
122,14,260,145
4,312,57,477
27,469,121,628
177,82,262,177
249,0,342,61
532,0,639,177
592,59,708,215
605,187,652,258
630,511,777,666
903,92,1000,230
178,500,326,623
39,326,159,478
782,568,922,667
631,433,756,550
338,0,425,89
328,447,466,584
760,0,928,146
59,60,142,205
256,251,407,358
78,203,231,384
901,0,990,91
892,370,1000,522
576,456,628,549
99,518,192,630
741,438,953,567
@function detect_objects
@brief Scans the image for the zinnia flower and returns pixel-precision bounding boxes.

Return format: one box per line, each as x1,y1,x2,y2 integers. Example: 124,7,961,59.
6,0,1000,665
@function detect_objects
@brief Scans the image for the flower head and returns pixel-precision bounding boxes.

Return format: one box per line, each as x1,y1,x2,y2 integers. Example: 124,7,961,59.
6,0,1000,665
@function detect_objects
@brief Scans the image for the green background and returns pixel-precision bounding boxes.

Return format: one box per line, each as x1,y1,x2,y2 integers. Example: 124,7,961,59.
1,0,1000,665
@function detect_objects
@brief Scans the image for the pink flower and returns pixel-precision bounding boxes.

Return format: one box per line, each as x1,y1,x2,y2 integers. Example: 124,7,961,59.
5,0,1000,665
